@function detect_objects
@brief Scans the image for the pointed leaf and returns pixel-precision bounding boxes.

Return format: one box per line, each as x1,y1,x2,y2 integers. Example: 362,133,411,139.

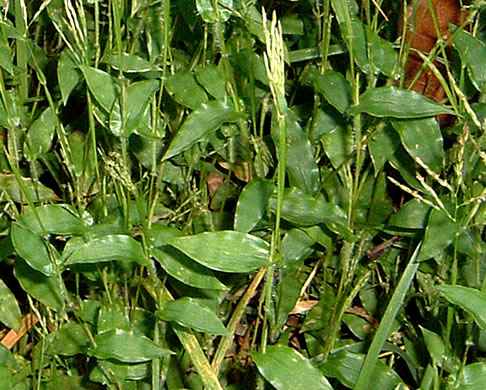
110,79,159,137
169,230,270,273
0,174,57,203
369,124,399,172
269,187,352,238
435,285,486,330
195,65,227,99
452,28,486,93
163,99,244,160
392,117,444,173
455,362,486,389
312,70,352,114
234,178,273,233
283,113,320,193
157,297,228,335
152,247,226,290
348,87,454,118
18,204,88,235
252,345,333,390
79,65,119,112
24,107,56,161
89,329,173,362
65,234,149,266
103,52,162,74
0,32,13,74
14,260,64,312
420,207,456,261
47,323,91,356
165,70,208,110
389,199,430,229
0,279,22,331
58,49,81,105
320,350,402,389
10,223,53,276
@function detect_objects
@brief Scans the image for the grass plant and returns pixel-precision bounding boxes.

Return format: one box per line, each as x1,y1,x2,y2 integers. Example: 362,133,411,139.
1,0,486,389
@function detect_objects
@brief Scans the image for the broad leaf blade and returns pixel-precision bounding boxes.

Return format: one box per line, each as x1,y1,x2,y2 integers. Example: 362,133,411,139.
312,69,352,114
14,260,65,312
452,28,486,93
392,118,444,173
79,65,119,113
163,99,244,161
420,208,456,261
89,329,173,362
348,87,454,118
269,187,352,238
252,345,333,390
168,231,270,273
0,279,22,331
320,350,402,389
152,247,226,290
11,223,53,276
18,204,88,235
156,297,228,335
234,178,273,233
65,235,149,266
435,285,486,330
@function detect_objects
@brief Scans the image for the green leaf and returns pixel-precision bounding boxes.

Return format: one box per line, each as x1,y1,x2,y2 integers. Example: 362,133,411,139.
369,124,399,173
392,118,444,173
97,302,130,333
252,345,333,390
152,246,226,290
109,79,159,137
435,285,486,330
196,0,232,23
156,297,228,335
24,107,56,161
320,350,402,389
169,230,270,273
0,366,12,390
320,119,353,169
452,28,486,93
281,228,315,265
163,99,244,161
389,199,431,229
284,112,320,193
269,187,352,238
10,223,53,276
420,326,445,365
47,323,91,356
455,362,486,389
89,329,173,362
165,70,208,110
0,31,14,74
79,65,119,112
14,259,64,312
65,235,149,266
103,52,162,73
0,279,22,331
312,70,352,114
18,204,88,235
348,87,455,118
234,178,273,233
195,65,227,99
0,174,57,203
58,49,81,105
366,25,397,77
420,207,456,261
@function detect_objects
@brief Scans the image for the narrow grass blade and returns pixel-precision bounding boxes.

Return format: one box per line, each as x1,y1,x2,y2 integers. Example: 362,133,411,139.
354,242,422,390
